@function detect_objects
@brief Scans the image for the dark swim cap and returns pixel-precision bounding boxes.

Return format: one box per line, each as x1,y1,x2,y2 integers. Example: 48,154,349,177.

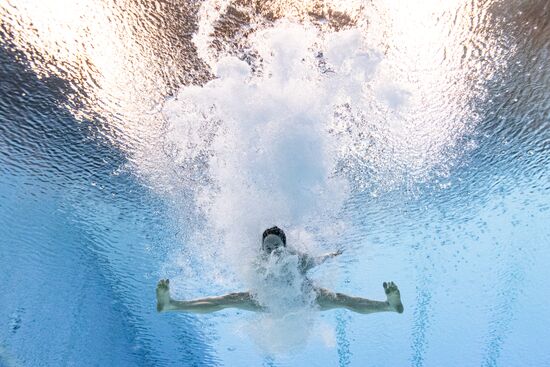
262,226,286,246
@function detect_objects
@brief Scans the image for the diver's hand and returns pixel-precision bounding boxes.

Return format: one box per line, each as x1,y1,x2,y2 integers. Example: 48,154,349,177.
331,249,343,257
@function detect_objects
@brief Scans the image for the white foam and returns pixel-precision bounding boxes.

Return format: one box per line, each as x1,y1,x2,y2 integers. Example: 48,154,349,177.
164,23,373,268
171,31,369,272
159,18,476,351
244,249,317,353
162,22,379,350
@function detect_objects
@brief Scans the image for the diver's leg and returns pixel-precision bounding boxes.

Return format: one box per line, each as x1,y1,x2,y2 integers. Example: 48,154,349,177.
156,279,264,314
315,282,404,314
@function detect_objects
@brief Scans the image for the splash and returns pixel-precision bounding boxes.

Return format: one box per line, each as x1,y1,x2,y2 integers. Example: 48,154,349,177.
162,22,380,265
161,16,478,351
245,248,318,353
162,21,382,350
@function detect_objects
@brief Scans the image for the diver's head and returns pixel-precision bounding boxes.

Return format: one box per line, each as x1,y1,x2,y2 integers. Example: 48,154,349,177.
262,226,286,254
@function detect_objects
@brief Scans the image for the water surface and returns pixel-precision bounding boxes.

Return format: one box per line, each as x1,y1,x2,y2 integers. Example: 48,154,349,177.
1,0,549,366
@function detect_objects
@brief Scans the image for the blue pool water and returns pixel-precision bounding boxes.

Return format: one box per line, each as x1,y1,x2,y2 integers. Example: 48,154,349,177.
1,1,549,366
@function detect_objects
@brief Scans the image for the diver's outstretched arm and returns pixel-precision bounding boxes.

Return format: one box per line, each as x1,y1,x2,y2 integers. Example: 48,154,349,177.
315,249,343,265
301,249,343,272
315,282,404,314
156,279,264,314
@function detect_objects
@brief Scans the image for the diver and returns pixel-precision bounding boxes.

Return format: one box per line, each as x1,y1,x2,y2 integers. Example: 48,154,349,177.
156,226,404,315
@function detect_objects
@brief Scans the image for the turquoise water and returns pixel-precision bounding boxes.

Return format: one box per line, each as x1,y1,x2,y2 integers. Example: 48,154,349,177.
1,1,549,366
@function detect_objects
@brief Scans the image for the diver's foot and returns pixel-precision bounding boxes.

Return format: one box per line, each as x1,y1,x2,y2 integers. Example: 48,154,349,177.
156,279,172,312
383,281,404,314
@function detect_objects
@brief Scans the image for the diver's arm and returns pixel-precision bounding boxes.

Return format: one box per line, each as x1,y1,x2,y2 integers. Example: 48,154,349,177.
316,249,343,265
300,249,343,271
156,279,264,314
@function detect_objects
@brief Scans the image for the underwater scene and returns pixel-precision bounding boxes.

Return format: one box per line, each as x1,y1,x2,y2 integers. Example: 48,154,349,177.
1,0,549,366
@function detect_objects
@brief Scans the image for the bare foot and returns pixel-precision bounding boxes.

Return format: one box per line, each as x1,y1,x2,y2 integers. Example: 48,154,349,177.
156,279,172,312
383,281,404,313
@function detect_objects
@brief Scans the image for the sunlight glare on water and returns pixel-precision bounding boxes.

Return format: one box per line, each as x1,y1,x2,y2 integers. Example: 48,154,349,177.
1,0,549,365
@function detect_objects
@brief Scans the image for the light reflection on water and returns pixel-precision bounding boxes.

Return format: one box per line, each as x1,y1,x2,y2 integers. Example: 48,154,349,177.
1,0,549,366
